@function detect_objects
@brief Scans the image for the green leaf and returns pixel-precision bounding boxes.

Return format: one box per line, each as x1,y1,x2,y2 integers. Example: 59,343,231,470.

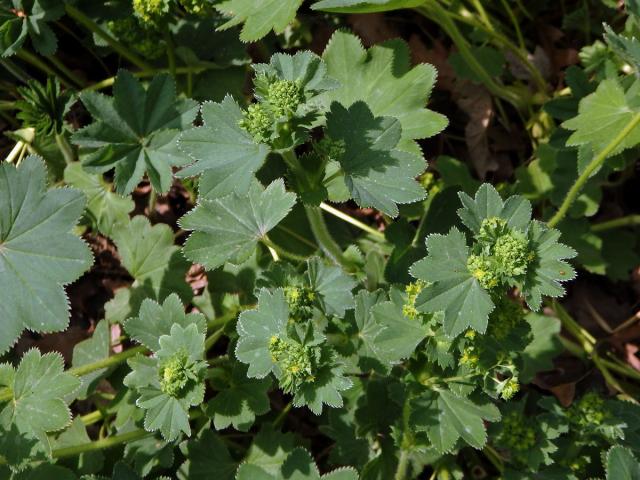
72,71,198,194
411,390,500,453
306,257,356,317
244,425,297,475
562,78,640,157
410,228,494,337
325,101,426,217
205,361,271,431
449,46,505,83
177,96,270,199
0,156,93,353
321,31,447,154
370,292,428,365
520,313,563,382
0,0,63,56
71,320,110,399
312,0,424,13
112,215,192,305
522,221,576,311
604,23,640,73
607,446,640,480
180,179,297,270
53,417,104,475
237,447,358,480
124,323,207,441
124,294,206,352
178,429,236,480
0,349,80,454
235,288,289,379
457,183,532,235
236,288,352,414
63,163,134,236
215,0,304,42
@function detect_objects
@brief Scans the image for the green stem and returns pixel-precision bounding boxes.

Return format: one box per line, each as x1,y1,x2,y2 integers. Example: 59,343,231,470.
64,4,154,72
53,429,151,459
483,444,504,473
304,205,349,268
499,0,526,50
591,215,640,232
70,345,147,377
47,54,85,89
0,58,31,83
55,133,76,164
205,327,225,351
16,50,71,89
272,402,292,428
163,31,177,78
83,66,208,92
548,112,640,228
394,450,410,480
416,3,525,109
0,101,16,111
262,236,310,262
319,202,385,241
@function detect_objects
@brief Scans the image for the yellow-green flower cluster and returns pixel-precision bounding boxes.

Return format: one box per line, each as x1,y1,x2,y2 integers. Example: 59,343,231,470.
159,350,194,397
498,411,536,453
269,336,315,393
284,285,316,322
240,104,273,143
133,0,170,24
267,79,303,118
499,377,520,400
178,0,211,15
494,231,531,277
487,297,524,341
107,18,164,60
566,392,607,428
403,280,426,319
467,254,500,289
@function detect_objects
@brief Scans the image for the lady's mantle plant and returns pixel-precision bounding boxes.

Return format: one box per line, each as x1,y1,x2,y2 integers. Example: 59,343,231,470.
1,3,640,478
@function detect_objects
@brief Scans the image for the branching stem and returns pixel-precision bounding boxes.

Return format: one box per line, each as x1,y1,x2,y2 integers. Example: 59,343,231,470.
548,112,640,228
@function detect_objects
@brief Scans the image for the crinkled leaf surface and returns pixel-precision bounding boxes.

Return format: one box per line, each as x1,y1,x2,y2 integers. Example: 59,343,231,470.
457,183,532,235
180,179,296,270
237,447,358,480
124,293,206,352
72,71,198,194
306,257,356,317
325,101,426,217
71,319,110,399
321,31,447,154
607,446,640,480
125,324,206,441
0,0,64,56
370,292,428,365
177,96,270,199
112,215,192,307
522,221,577,311
563,78,640,158
206,362,271,431
215,0,304,42
411,390,500,453
0,156,93,353
0,349,80,454
411,228,494,337
178,429,236,480
63,163,134,236
235,288,289,379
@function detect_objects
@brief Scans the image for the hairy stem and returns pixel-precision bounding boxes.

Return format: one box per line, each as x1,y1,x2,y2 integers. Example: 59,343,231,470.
55,133,76,164
394,450,410,480
262,236,310,262
65,4,154,72
591,214,640,232
305,205,349,268
548,112,640,228
53,429,151,459
319,202,385,241
47,54,86,89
